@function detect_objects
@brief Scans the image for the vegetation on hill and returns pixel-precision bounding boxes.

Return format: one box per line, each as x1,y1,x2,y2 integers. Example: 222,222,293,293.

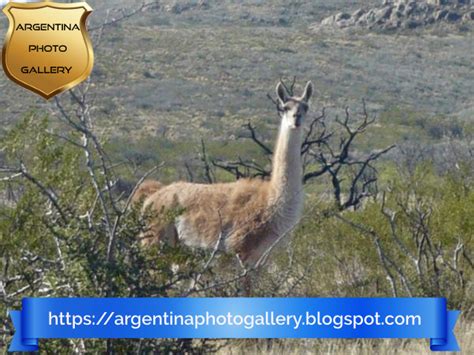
0,0,472,353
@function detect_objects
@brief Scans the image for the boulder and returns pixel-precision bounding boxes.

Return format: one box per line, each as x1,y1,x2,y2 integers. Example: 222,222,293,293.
314,0,473,31
375,6,394,20
335,12,351,21
335,19,353,28
366,9,377,23
463,11,474,20
435,8,449,20
391,10,404,20
321,15,335,26
198,0,209,9
445,11,462,21
404,4,416,16
384,19,402,29
397,3,406,12
404,19,422,28
352,8,366,20
425,15,436,24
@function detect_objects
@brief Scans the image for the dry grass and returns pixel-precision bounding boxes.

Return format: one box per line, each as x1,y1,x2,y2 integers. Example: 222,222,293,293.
217,320,473,355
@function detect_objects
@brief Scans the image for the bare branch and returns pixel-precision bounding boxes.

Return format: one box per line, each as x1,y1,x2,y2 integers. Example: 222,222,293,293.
213,94,393,210
9,163,69,224
240,122,273,156
107,165,162,262
88,2,161,32
200,139,215,184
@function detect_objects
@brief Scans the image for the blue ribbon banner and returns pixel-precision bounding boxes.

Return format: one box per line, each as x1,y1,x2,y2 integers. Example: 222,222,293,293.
9,297,460,352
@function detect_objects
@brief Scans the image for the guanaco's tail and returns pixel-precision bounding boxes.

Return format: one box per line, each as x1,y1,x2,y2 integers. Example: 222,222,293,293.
131,180,163,205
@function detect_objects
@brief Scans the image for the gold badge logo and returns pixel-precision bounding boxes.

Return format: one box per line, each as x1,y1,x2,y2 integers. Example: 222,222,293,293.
2,1,94,99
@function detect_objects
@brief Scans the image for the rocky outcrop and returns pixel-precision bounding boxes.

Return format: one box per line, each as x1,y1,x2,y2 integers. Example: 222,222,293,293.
314,0,474,31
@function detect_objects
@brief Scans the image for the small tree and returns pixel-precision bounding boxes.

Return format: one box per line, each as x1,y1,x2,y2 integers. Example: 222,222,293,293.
211,79,395,211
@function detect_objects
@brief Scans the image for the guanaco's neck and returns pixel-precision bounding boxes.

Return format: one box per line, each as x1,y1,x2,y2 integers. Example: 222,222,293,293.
270,123,303,204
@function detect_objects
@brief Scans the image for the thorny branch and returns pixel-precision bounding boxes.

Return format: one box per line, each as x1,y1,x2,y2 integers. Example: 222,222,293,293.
88,1,161,32
211,81,395,210
0,2,167,311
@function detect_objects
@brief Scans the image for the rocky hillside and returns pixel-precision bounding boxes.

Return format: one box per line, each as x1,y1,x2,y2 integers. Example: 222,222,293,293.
0,0,472,140
315,0,474,31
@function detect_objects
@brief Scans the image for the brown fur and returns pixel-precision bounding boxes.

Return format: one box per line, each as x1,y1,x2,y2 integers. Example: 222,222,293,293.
131,180,163,204
133,81,313,266
135,179,275,262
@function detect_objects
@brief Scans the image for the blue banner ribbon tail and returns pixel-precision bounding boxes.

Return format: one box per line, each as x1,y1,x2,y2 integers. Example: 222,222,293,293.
430,310,460,352
9,310,39,352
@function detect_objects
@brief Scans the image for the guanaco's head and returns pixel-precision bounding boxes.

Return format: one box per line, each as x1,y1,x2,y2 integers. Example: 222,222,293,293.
276,81,313,130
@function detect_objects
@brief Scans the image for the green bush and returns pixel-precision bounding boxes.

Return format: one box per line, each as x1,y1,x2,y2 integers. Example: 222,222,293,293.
0,115,213,352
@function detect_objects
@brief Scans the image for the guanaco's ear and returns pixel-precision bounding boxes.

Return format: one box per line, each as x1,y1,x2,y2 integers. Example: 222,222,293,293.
301,81,313,102
276,81,289,104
